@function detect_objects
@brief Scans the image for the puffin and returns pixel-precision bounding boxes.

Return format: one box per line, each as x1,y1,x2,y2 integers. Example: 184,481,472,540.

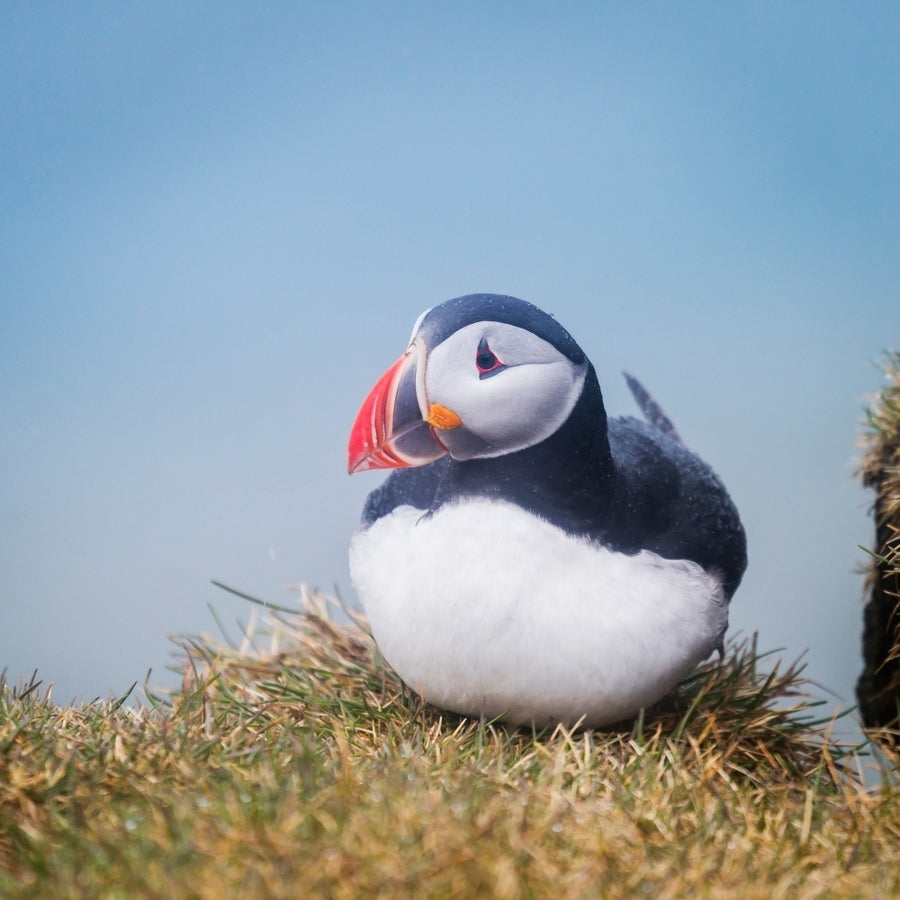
347,293,747,728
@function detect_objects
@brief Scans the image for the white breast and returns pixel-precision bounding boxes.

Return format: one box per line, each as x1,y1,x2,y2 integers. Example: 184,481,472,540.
349,498,727,727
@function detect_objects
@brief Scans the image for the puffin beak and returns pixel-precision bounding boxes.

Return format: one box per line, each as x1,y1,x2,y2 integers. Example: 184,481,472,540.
347,340,462,474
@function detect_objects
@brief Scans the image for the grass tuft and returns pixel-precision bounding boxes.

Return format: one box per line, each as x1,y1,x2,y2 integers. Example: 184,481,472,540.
858,350,900,733
3,591,899,898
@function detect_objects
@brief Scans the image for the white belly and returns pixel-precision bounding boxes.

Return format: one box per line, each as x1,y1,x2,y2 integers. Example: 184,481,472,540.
349,498,727,727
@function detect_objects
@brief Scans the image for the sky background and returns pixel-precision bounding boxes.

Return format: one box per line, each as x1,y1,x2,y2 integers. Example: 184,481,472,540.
2,3,897,728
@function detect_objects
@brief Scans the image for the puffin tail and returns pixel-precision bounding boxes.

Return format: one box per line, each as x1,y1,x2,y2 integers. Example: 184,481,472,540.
622,371,683,443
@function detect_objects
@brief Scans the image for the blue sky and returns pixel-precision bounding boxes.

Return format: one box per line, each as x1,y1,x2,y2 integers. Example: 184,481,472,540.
2,3,897,720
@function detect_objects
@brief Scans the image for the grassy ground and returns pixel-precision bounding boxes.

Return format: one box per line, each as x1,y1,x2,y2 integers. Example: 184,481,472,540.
2,588,899,899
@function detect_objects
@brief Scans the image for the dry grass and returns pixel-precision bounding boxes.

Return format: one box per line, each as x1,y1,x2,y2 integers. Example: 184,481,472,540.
2,589,900,899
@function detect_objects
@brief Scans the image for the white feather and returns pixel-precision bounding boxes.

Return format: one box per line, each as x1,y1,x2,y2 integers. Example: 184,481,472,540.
350,498,727,727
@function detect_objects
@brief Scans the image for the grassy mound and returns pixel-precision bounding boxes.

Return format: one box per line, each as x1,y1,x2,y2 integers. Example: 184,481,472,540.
2,591,898,898
858,350,900,736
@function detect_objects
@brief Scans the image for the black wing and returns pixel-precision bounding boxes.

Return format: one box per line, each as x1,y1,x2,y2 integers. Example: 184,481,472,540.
608,416,747,599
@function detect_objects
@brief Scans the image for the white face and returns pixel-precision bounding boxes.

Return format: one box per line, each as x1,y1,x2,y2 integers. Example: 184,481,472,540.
423,321,588,459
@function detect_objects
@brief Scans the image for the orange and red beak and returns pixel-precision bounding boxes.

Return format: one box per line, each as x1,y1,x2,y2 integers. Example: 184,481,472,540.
347,341,462,474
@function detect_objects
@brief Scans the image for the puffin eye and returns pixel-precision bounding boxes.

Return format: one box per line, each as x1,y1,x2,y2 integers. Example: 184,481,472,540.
475,338,506,379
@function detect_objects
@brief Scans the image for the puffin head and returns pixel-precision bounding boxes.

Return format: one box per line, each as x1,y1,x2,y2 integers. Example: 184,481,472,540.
348,294,589,473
